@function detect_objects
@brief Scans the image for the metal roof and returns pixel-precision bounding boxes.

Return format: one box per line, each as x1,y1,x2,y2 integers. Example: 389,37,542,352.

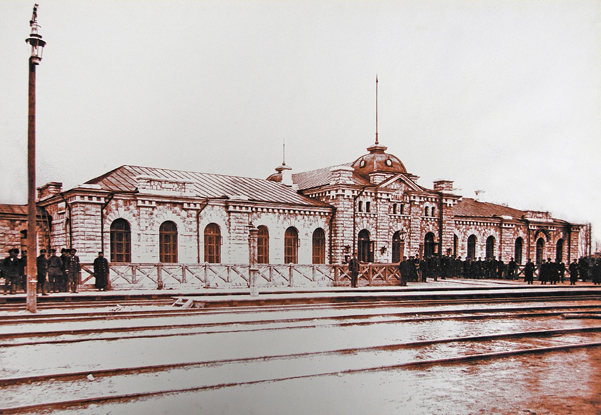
454,198,525,220
292,162,368,190
85,165,331,208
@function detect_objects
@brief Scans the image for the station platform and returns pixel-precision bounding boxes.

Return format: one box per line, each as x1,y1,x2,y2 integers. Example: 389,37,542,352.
1,278,599,308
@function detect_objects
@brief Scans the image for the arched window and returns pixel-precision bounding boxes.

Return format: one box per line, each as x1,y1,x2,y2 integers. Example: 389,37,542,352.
556,239,564,262
392,231,404,263
392,204,397,215
486,236,495,259
159,221,178,263
312,228,326,264
515,237,523,264
204,223,221,263
110,219,131,263
257,226,269,264
431,207,436,217
467,235,477,260
536,238,545,265
453,234,458,257
424,206,429,216
424,232,436,258
358,229,373,263
284,227,298,264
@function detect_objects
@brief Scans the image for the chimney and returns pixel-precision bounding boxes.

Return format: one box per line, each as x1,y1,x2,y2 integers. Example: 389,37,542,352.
330,166,354,185
37,182,63,201
433,180,453,193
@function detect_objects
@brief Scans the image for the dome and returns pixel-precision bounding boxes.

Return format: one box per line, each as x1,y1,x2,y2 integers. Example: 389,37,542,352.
351,144,407,178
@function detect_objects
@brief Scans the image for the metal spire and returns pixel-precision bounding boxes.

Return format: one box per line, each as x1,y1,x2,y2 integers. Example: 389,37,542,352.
375,75,379,146
282,138,286,166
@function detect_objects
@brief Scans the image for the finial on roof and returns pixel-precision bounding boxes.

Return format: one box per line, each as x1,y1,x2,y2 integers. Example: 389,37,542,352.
375,75,379,146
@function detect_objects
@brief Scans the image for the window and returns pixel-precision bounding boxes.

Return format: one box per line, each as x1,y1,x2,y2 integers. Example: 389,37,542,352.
284,227,298,264
431,207,436,217
392,231,404,263
486,236,495,259
536,238,545,265
400,204,404,214
358,229,373,262
556,239,564,262
515,238,523,264
424,206,429,216
357,201,363,212
392,204,397,215
424,232,436,258
365,201,371,213
159,221,177,263
453,234,458,257
257,226,269,264
204,223,221,263
312,228,326,264
110,219,131,263
467,235,477,260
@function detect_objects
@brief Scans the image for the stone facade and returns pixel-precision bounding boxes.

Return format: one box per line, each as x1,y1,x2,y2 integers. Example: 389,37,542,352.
1,142,588,267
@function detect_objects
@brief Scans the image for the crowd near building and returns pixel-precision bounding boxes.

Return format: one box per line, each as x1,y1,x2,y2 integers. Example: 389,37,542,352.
0,140,592,281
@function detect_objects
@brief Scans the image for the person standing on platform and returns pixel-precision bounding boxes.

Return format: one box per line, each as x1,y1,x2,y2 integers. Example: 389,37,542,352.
558,260,566,284
2,249,20,294
59,248,69,292
399,256,410,286
592,259,601,285
19,250,28,292
47,249,63,293
569,259,579,285
348,253,359,288
578,257,589,282
507,258,517,280
66,249,81,293
419,255,428,282
524,258,535,284
36,249,49,295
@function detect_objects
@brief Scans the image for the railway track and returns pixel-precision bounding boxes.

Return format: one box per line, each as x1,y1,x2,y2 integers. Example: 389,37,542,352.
2,297,601,413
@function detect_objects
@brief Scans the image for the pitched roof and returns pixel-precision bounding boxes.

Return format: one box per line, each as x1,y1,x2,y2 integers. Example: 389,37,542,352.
454,198,525,220
292,162,368,190
85,165,330,208
0,204,46,217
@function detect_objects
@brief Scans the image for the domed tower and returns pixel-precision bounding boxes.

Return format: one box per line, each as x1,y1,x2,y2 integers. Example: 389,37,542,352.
351,143,407,184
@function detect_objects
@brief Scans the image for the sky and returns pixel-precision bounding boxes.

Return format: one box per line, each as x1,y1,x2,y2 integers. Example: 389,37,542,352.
0,0,600,247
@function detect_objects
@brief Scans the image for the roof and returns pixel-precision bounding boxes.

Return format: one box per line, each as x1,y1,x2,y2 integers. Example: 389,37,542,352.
292,162,368,190
454,198,525,220
85,165,330,208
0,204,46,217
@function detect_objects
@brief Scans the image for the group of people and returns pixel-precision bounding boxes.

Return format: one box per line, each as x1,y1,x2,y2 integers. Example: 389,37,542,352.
347,252,601,287
1,248,110,295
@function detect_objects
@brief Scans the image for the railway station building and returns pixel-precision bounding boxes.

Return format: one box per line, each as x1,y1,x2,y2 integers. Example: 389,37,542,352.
6,140,585,268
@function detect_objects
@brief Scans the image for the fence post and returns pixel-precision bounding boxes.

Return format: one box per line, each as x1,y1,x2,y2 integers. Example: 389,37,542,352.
157,264,163,290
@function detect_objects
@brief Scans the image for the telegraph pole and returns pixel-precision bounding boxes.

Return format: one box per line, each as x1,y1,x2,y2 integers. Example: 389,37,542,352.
25,4,46,313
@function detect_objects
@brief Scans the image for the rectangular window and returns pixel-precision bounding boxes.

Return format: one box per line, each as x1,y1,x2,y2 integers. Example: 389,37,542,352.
365,202,371,213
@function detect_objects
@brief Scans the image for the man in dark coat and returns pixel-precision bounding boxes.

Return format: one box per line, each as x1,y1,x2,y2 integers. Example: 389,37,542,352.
557,260,566,284
2,249,20,294
47,249,63,293
348,253,359,288
399,256,410,286
578,257,589,282
419,255,428,282
507,257,518,280
569,259,579,285
18,250,27,292
592,259,601,285
524,258,535,284
66,249,81,293
36,249,49,295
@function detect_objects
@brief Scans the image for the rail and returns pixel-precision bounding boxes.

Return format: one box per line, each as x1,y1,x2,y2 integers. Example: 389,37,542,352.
78,262,402,290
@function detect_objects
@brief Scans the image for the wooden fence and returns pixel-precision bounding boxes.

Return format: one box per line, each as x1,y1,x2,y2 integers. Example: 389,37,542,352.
79,263,402,290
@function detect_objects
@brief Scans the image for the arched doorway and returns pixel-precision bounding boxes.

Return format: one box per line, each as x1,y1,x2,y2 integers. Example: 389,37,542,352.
357,229,373,263
515,237,523,264
486,236,495,259
467,235,477,260
536,238,545,265
424,232,435,258
556,239,564,262
391,231,404,263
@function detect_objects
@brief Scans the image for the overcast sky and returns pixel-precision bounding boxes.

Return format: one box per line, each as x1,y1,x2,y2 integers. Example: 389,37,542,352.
1,0,599,246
